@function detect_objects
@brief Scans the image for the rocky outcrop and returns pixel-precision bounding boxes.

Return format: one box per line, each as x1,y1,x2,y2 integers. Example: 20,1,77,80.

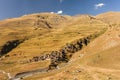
31,13,69,29
29,35,93,69
29,28,107,70
33,20,52,29
0,40,24,57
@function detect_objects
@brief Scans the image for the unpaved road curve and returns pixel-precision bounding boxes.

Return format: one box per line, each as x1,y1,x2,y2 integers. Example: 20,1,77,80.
10,67,49,80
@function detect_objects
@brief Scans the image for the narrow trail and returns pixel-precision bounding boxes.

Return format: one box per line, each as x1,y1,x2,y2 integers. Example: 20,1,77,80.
88,66,120,73
0,70,12,80
81,66,101,80
78,65,120,80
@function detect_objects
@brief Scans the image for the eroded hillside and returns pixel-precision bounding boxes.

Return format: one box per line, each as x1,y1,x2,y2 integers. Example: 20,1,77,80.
0,12,119,80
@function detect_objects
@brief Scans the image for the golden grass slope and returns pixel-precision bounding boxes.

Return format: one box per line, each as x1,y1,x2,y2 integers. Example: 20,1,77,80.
0,13,70,45
96,11,120,26
23,12,120,80
0,12,117,80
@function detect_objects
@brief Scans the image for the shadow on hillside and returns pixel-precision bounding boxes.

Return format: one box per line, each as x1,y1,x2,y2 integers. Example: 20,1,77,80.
0,40,24,57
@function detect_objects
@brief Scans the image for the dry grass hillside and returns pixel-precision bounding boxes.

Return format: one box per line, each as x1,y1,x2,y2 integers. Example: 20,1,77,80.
96,12,120,27
0,12,120,80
